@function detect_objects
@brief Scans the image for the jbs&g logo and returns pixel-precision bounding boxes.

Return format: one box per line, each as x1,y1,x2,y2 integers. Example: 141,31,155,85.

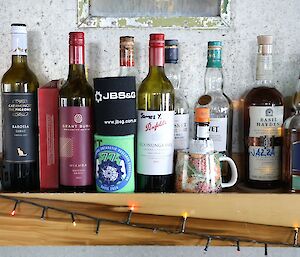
95,91,135,103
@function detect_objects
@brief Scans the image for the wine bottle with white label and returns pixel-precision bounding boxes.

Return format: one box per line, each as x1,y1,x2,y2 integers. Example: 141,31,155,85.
165,39,189,151
1,24,39,192
197,41,232,181
244,35,284,189
137,34,175,192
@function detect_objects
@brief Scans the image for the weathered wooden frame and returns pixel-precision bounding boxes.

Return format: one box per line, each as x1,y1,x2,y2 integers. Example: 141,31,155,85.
77,0,231,29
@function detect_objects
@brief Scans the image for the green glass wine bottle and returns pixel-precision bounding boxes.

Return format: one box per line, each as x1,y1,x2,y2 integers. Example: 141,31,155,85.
1,24,39,192
137,33,175,192
59,32,94,192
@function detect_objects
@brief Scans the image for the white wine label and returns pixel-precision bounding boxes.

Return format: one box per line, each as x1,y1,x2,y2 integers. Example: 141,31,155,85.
137,110,174,176
249,146,281,181
249,106,284,137
209,117,228,152
174,113,189,150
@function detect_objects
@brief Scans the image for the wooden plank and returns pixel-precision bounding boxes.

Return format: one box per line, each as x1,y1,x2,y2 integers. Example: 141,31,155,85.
0,193,298,246
5,193,299,227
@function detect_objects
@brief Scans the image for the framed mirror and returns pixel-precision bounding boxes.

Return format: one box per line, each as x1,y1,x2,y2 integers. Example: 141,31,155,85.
78,0,231,29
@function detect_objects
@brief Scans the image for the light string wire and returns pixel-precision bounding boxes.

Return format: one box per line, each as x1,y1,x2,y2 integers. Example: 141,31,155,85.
0,194,298,248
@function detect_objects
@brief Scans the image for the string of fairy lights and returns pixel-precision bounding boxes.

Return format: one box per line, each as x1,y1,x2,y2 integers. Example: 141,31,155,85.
0,194,299,255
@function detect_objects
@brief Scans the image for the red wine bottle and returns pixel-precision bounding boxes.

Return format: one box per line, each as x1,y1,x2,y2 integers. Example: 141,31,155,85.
59,32,94,192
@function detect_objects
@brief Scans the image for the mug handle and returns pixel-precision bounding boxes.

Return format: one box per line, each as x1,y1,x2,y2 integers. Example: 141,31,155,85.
219,156,238,188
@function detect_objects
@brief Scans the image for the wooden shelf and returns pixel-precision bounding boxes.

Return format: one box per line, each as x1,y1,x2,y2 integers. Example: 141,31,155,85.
0,193,298,246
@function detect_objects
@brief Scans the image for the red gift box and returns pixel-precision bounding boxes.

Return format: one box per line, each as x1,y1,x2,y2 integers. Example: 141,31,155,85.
38,80,62,190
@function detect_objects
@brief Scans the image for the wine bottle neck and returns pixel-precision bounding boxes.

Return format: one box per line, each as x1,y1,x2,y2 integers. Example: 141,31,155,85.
69,45,84,65
149,47,164,67
11,55,28,67
68,64,87,80
148,66,165,76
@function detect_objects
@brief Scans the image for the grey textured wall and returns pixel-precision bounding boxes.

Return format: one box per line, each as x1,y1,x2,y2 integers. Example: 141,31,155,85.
0,0,300,256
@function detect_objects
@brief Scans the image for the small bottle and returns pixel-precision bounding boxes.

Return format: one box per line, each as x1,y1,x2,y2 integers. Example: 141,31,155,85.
59,32,94,192
190,107,214,155
1,24,39,192
283,76,300,192
165,39,189,151
244,35,284,189
196,41,232,157
137,33,175,192
119,36,136,77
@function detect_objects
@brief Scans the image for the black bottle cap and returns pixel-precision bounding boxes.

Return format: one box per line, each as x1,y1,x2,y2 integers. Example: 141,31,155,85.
165,39,178,64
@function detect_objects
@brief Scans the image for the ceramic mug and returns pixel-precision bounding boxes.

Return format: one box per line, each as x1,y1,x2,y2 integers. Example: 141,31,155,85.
175,151,238,193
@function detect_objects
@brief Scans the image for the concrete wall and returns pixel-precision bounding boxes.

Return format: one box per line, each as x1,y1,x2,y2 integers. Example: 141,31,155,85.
0,0,300,255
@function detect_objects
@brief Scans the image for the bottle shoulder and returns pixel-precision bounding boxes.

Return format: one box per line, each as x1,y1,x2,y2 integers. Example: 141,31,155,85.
60,78,93,98
139,72,174,94
2,65,38,85
244,86,284,106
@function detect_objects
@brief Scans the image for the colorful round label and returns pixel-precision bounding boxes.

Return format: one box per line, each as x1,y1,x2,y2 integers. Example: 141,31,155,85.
95,145,132,192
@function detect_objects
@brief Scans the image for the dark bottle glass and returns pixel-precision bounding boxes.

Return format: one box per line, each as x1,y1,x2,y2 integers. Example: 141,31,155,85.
59,32,94,192
244,35,284,189
282,77,300,192
137,34,175,192
1,24,39,192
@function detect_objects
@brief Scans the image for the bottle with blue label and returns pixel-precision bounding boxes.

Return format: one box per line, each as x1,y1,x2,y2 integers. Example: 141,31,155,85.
283,77,300,192
94,135,135,192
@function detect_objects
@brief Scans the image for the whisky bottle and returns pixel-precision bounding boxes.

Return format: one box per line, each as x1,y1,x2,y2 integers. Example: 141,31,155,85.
244,35,284,189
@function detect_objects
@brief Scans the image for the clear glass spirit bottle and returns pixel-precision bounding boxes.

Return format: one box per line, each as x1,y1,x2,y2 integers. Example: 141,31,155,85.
164,39,189,151
196,41,232,181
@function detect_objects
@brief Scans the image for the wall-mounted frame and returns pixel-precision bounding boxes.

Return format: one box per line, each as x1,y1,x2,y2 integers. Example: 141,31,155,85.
77,0,231,29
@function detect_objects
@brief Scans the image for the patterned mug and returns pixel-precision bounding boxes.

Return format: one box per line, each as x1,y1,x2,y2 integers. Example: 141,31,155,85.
175,151,238,193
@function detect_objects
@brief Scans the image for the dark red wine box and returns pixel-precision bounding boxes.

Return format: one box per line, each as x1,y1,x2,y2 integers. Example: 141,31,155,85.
38,80,62,190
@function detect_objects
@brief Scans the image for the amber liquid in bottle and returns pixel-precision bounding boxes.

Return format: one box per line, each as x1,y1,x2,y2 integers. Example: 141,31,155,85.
244,36,284,189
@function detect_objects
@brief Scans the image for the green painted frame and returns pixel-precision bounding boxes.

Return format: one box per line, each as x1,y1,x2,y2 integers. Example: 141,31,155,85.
77,0,231,29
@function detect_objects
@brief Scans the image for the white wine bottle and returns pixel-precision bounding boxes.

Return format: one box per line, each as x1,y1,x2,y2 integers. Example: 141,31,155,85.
137,33,175,192
1,24,39,192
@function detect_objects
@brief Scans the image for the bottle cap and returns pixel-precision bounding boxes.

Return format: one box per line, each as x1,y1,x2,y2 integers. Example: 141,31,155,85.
208,41,222,47
149,33,165,47
195,107,210,123
11,23,27,34
165,39,178,64
120,36,134,48
257,35,273,45
207,41,222,68
69,32,84,46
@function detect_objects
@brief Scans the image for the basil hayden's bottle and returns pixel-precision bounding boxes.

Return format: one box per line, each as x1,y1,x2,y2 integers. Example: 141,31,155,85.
1,24,39,192
244,35,284,189
59,32,94,192
137,34,175,192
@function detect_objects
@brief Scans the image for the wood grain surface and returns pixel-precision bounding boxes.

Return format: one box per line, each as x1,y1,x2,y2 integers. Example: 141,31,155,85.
0,193,298,246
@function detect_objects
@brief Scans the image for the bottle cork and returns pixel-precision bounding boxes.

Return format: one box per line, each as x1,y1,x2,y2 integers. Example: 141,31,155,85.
257,35,273,45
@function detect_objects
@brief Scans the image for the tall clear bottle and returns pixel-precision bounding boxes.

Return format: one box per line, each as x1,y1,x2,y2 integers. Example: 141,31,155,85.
244,35,284,189
119,36,136,77
196,41,232,180
164,39,189,151
1,24,39,192
59,32,94,192
137,34,175,192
